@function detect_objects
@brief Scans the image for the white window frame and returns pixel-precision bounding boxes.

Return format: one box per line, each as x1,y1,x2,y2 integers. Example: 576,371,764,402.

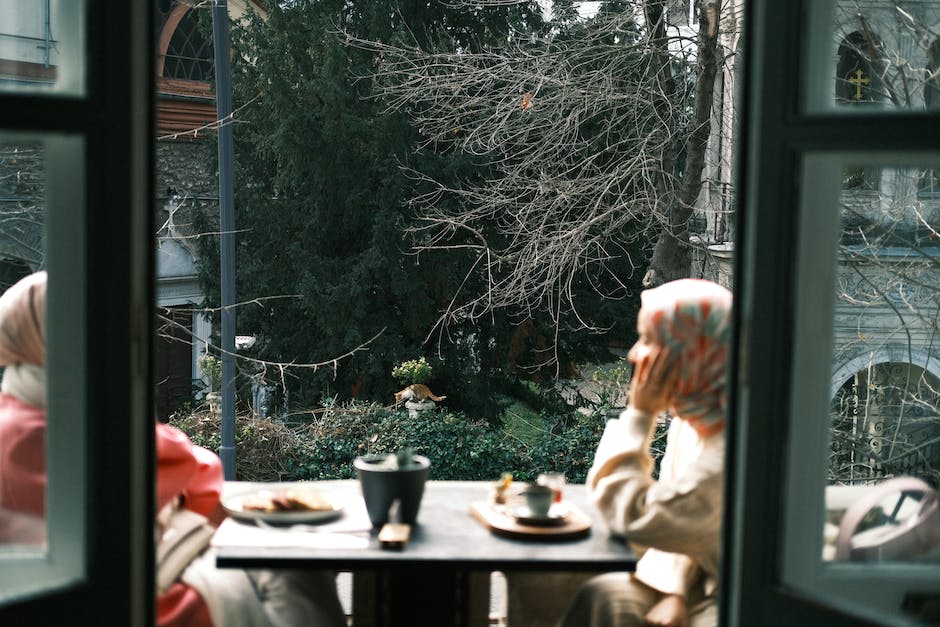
724,0,940,624
780,152,940,625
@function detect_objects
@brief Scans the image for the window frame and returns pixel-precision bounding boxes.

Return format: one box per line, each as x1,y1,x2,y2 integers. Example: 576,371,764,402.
0,134,88,600
0,0,154,623
723,1,940,625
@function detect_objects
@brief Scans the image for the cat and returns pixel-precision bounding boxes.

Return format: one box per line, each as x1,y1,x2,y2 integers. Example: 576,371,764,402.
394,383,446,404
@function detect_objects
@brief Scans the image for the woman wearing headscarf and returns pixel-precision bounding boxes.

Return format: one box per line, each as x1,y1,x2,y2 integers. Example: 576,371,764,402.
0,270,48,542
559,278,732,627
0,272,345,627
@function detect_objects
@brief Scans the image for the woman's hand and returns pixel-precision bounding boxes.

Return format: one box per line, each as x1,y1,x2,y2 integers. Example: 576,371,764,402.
629,346,676,415
643,593,689,627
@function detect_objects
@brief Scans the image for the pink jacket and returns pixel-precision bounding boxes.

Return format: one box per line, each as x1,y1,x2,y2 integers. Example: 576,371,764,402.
0,393,47,516
0,393,224,627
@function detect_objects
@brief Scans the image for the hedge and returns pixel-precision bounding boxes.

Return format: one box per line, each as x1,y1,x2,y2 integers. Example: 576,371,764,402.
170,402,667,484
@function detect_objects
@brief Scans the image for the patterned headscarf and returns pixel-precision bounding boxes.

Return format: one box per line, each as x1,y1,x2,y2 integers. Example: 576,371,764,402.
0,271,47,367
638,278,732,437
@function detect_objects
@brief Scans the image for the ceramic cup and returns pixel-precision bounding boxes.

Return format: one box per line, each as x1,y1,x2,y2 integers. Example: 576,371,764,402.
520,484,554,518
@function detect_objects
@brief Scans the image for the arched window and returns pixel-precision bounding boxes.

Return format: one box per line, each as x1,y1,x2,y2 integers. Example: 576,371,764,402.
919,40,940,197
925,39,940,110
157,3,213,83
831,363,940,487
836,31,879,105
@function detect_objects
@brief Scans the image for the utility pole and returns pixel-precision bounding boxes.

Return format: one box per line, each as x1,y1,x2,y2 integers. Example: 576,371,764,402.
212,0,237,479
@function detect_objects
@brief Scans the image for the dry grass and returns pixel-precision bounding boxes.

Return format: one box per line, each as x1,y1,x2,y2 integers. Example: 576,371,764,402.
170,410,314,482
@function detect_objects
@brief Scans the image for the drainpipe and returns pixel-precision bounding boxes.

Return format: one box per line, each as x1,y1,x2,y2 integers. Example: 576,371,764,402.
212,0,237,480
43,0,51,67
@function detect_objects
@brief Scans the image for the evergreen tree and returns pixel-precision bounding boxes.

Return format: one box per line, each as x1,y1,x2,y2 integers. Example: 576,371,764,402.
196,0,548,419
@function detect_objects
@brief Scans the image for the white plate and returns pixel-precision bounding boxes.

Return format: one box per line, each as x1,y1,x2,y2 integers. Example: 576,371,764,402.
222,487,344,524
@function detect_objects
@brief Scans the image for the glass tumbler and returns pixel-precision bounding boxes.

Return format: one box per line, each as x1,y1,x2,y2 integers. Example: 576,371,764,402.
537,472,566,503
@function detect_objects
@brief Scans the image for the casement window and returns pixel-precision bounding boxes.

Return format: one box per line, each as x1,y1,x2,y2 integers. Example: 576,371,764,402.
725,1,940,625
0,0,153,624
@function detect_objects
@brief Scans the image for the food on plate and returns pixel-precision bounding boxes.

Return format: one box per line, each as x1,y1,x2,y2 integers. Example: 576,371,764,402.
240,489,334,513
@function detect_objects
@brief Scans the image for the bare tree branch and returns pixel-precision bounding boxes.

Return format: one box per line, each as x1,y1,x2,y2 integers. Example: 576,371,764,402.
341,1,730,348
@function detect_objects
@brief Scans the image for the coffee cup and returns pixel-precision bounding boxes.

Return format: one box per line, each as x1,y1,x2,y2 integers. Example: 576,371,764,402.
520,484,554,518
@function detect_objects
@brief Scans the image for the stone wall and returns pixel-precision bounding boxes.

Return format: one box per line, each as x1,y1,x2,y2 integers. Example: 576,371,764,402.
155,137,218,417
832,249,940,390
156,139,219,238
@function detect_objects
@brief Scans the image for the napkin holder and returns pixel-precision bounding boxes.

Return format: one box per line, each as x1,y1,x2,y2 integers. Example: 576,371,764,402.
378,523,411,549
379,499,411,549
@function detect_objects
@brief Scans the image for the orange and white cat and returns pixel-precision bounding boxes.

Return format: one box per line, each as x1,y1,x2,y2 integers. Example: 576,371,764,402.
394,383,446,404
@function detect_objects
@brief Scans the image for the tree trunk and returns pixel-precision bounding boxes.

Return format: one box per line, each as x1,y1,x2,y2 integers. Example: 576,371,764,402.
644,0,720,288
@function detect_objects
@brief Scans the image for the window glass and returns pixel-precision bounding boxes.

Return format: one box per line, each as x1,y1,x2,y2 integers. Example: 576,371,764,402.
777,153,940,624
0,0,84,96
826,160,940,566
162,9,213,82
0,139,46,552
0,134,85,601
807,1,940,113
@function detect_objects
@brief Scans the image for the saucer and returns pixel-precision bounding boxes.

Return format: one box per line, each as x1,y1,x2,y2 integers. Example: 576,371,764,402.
509,501,571,527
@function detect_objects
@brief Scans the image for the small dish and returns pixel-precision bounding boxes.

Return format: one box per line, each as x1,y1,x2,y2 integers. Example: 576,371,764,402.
223,487,344,524
509,501,571,527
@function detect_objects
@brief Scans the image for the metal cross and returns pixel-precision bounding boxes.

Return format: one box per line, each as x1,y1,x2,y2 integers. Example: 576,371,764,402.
848,68,870,101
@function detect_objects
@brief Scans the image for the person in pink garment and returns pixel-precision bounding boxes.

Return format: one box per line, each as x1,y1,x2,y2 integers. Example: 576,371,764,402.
0,271,345,627
0,271,48,544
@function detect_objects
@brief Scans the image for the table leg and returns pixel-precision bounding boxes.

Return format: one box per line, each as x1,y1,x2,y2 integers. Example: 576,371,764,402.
352,569,489,627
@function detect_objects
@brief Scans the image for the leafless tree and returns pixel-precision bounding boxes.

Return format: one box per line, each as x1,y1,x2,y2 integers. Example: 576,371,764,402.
344,0,728,340
0,143,45,276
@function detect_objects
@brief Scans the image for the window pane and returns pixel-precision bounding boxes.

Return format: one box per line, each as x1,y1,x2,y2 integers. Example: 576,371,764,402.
826,160,940,565
0,0,85,96
0,134,85,601
776,155,940,624
806,1,940,113
0,139,47,552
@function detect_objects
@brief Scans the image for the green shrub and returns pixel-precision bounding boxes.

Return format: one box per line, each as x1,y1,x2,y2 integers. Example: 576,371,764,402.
391,357,432,385
170,400,667,486
291,403,529,481
199,354,222,392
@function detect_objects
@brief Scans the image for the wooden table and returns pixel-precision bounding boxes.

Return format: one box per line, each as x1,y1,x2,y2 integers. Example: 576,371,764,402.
214,480,636,627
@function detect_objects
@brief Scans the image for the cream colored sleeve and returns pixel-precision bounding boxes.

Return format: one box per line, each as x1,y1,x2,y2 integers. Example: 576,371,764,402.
633,548,702,597
587,408,723,556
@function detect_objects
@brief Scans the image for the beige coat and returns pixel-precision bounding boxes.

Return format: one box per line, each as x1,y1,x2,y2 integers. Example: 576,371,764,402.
588,407,725,599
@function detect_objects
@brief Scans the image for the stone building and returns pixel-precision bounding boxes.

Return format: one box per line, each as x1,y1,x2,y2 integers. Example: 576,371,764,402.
0,0,265,418
694,0,940,484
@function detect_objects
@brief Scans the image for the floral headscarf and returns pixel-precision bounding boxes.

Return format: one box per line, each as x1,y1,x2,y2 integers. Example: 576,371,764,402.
0,271,46,367
638,278,732,437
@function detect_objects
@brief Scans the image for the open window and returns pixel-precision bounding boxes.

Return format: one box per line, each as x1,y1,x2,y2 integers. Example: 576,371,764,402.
0,0,154,623
725,1,940,625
